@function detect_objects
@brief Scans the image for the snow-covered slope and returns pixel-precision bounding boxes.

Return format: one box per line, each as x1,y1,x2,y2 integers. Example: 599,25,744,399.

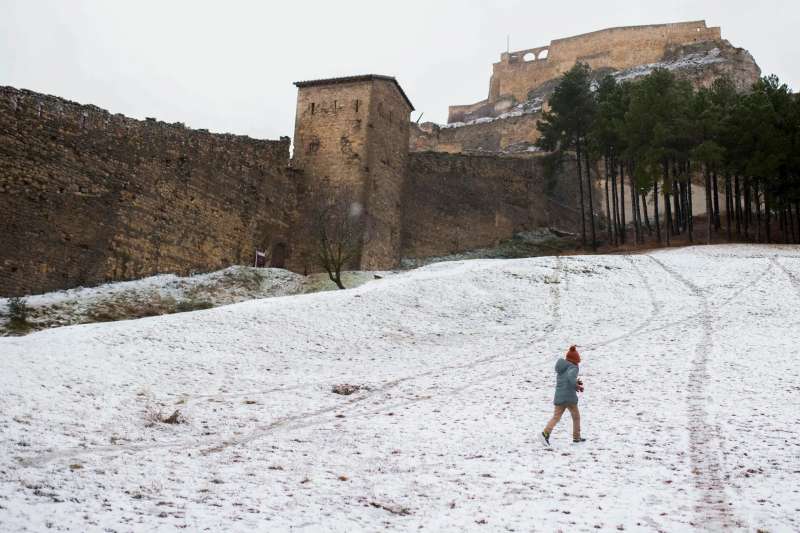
1,245,798,531
0,266,389,335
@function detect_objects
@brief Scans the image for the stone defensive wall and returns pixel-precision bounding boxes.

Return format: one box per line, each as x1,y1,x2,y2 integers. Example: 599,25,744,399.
411,114,542,155
401,152,583,259
0,86,298,297
449,20,721,122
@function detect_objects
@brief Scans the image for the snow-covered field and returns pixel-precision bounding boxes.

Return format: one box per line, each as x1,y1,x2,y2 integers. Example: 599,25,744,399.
1,245,798,532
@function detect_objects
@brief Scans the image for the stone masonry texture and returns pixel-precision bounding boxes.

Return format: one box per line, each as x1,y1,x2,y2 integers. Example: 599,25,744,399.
0,86,298,297
402,152,582,259
0,21,760,296
291,76,413,271
449,20,724,122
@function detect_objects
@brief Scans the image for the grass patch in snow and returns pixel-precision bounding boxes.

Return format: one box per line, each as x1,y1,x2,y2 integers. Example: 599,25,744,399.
0,266,393,336
0,229,570,336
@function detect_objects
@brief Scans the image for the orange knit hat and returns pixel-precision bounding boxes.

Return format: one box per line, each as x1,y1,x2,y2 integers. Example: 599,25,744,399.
566,345,581,365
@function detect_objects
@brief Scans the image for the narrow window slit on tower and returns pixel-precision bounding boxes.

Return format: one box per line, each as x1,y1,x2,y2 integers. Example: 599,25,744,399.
354,99,360,112
310,102,315,114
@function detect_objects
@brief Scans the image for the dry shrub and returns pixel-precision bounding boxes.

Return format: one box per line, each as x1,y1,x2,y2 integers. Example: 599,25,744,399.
143,394,186,426
332,384,369,396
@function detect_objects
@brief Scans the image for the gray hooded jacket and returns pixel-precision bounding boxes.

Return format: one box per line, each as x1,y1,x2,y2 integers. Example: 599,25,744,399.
553,358,579,405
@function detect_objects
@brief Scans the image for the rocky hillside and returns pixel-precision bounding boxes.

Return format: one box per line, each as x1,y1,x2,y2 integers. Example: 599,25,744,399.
411,38,761,155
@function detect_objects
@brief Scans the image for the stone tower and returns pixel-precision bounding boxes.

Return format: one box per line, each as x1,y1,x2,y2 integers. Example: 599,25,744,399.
292,75,414,270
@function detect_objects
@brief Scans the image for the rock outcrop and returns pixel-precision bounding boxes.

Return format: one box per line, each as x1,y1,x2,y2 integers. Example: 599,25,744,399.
412,21,761,155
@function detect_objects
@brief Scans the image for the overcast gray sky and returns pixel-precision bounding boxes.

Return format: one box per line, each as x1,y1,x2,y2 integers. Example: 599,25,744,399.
2,0,797,140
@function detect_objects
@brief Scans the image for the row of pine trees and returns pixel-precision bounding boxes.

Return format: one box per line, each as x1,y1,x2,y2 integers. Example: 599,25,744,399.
537,64,800,249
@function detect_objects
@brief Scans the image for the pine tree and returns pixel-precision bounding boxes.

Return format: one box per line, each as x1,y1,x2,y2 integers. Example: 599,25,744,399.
537,63,597,249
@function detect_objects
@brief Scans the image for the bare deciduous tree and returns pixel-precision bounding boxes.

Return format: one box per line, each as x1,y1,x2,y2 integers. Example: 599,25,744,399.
311,183,367,290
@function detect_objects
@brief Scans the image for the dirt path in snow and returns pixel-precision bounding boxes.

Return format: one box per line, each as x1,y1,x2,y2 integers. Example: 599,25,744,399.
648,255,743,530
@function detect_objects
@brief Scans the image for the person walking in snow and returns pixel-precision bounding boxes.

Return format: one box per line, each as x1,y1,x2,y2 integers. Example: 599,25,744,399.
541,345,585,446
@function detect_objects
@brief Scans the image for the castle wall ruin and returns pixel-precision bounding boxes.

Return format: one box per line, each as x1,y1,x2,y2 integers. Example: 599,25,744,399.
411,113,543,155
3,20,749,297
1,82,586,297
402,152,582,259
0,86,298,297
449,20,721,122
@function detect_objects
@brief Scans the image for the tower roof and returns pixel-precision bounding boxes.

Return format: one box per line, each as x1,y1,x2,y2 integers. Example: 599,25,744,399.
293,74,414,111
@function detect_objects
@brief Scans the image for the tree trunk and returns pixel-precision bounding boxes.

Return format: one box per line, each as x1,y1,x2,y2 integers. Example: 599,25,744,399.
629,164,641,244
681,179,689,236
793,202,799,244
754,181,761,243
765,190,771,243
611,163,620,244
672,169,681,235
585,148,597,251
605,157,613,245
779,206,786,243
677,179,684,235
687,162,693,236
683,182,694,242
743,177,750,239
734,176,742,237
653,180,662,244
705,164,712,245
685,176,692,237
575,139,587,248
725,174,733,241
326,268,346,290
619,162,627,244
663,164,671,246
642,191,652,237
712,169,721,230
785,207,791,244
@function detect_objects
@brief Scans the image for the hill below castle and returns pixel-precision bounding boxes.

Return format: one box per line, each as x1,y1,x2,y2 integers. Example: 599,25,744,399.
1,245,798,531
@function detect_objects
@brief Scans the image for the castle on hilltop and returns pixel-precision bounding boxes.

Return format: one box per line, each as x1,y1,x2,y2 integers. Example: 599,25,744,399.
449,20,723,123
412,20,758,154
0,21,760,297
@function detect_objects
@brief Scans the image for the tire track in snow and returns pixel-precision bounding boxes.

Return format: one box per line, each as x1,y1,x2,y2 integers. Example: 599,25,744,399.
292,254,661,420
226,256,567,452
207,255,772,456
323,254,765,417
421,258,564,396
20,254,774,466
771,257,800,299
588,256,773,350
454,255,651,370
583,255,661,351
23,258,568,463
326,254,765,417
648,255,743,530
269,254,780,453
